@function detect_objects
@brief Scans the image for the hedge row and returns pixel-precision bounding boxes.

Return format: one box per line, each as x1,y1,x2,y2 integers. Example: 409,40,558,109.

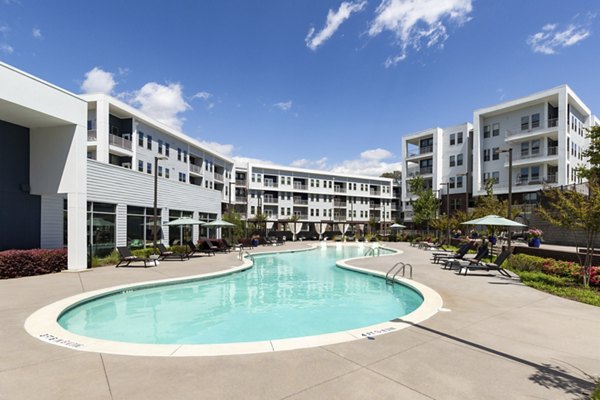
0,248,68,279
507,254,600,286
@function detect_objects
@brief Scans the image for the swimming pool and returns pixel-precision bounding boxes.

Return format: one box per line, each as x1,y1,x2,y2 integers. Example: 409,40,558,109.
58,246,422,344
25,244,443,356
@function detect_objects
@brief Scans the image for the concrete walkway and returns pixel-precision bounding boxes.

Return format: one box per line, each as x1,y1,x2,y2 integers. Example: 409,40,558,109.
0,243,598,399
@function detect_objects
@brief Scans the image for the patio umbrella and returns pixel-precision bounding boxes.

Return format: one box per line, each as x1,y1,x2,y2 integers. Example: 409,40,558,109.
202,219,236,240
390,223,407,229
163,217,204,226
461,215,526,228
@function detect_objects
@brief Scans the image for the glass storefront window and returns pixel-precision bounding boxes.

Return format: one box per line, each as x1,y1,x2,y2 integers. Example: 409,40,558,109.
88,202,116,257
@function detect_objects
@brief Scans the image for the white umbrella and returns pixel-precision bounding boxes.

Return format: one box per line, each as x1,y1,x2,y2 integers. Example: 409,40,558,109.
202,219,236,227
461,215,526,228
390,223,406,229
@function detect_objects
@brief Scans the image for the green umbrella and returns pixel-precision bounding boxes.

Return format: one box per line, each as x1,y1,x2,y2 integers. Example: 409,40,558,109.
163,217,203,226
202,219,236,227
461,215,526,228
390,223,407,229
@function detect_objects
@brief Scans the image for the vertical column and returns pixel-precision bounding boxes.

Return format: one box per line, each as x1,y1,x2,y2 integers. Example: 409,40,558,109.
116,204,127,247
161,207,169,245
557,89,568,185
95,98,110,164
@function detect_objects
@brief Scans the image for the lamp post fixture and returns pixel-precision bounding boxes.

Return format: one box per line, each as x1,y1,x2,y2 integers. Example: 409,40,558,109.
153,156,168,253
500,148,513,250
440,182,451,245
458,172,469,214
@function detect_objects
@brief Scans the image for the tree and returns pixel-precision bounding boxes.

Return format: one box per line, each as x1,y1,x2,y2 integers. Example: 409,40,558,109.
474,179,509,219
222,209,244,243
380,171,402,182
538,182,600,287
408,176,439,234
577,126,600,181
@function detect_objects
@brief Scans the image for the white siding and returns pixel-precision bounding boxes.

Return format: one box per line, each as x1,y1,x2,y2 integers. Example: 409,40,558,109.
40,195,64,249
115,204,127,247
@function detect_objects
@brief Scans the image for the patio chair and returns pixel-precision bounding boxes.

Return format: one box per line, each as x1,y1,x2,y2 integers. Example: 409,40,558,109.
185,241,204,257
115,246,152,268
421,239,447,251
213,239,231,253
431,243,471,264
460,250,512,277
157,243,187,261
198,239,218,255
443,245,489,270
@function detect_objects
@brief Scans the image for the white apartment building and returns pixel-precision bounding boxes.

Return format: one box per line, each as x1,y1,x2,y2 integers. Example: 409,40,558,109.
82,94,235,256
473,85,592,200
402,85,596,224
402,123,472,221
233,163,395,235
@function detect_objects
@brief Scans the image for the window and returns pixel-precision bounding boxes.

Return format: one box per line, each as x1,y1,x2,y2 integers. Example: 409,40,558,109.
492,147,499,160
456,175,463,188
521,142,529,157
147,162,152,174
138,160,143,172
531,139,540,156
158,139,163,154
310,179,314,187
138,132,144,147
251,206,255,214
147,135,152,150
483,149,490,162
457,131,463,144
165,168,170,179
177,148,182,161
449,155,455,167
521,116,529,131
483,125,490,138
158,166,163,177
492,123,500,136
165,143,170,157
449,177,455,189
531,113,540,129
450,133,455,146
183,151,187,163
179,172,186,182
310,209,314,217
520,167,529,183
457,154,463,166
492,171,499,183
315,209,319,217
531,166,540,181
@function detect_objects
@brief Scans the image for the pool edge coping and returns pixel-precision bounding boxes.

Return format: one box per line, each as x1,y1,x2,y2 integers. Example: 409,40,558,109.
24,243,443,357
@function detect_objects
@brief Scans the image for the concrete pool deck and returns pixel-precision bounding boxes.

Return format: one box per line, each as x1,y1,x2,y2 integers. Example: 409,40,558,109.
1,242,599,399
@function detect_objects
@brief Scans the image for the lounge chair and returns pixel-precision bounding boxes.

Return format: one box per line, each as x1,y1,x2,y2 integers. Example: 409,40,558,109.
443,245,489,270
460,250,512,277
198,239,218,255
421,240,447,251
157,243,187,261
213,239,231,253
115,246,152,268
431,243,471,264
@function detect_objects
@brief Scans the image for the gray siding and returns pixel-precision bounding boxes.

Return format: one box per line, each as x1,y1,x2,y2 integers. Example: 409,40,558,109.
40,195,64,249
115,204,127,247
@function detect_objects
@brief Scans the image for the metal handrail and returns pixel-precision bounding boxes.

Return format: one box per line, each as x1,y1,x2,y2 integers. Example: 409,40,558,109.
386,262,404,282
386,262,413,283
393,263,412,281
239,249,253,261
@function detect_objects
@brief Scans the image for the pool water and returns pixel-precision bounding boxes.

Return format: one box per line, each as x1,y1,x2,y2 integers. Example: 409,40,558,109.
58,246,423,344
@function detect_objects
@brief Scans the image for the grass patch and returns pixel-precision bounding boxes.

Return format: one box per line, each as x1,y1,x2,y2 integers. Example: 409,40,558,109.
591,380,600,400
514,270,600,307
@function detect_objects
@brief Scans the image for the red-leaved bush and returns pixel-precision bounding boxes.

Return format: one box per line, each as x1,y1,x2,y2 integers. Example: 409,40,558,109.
0,249,68,279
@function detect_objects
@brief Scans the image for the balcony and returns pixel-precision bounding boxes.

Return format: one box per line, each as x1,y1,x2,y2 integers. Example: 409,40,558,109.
293,198,308,205
419,166,433,175
370,190,381,196
189,164,202,175
293,212,308,219
407,145,433,158
235,179,247,186
214,172,224,182
293,183,308,190
263,197,278,204
264,181,278,188
506,118,559,139
87,130,97,141
109,133,132,151
334,187,346,193
333,201,347,207
513,146,559,161
235,196,247,203
369,202,381,209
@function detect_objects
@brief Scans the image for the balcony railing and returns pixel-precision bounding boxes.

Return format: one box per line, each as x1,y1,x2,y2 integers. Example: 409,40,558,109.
334,187,346,193
189,164,202,174
369,203,381,209
513,146,559,161
236,179,247,186
109,133,132,151
214,172,224,182
293,184,307,190
293,198,308,205
264,181,278,188
87,129,97,141
515,175,558,186
506,118,559,137
235,196,247,202
263,198,278,204
419,166,433,175
370,190,381,196
293,213,308,219
334,201,347,207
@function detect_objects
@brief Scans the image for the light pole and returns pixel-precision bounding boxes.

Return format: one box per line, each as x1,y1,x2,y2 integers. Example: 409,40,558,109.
440,182,450,245
500,148,513,250
153,156,168,252
458,171,469,214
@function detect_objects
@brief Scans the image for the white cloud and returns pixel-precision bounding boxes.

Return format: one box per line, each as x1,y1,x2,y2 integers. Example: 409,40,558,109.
0,25,9,35
305,1,367,51
0,43,13,54
273,100,293,112
368,0,472,66
130,82,191,131
32,27,42,39
527,21,591,54
290,148,402,177
197,140,234,156
81,67,117,95
192,91,212,100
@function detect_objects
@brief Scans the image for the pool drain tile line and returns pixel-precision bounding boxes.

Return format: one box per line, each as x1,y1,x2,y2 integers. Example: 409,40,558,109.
276,364,362,400
99,354,114,400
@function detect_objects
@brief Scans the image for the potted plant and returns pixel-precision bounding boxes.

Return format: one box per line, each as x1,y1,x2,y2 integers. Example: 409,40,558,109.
527,229,543,248
470,229,478,239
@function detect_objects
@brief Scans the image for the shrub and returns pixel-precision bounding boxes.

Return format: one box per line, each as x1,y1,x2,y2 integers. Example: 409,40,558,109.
506,254,548,272
0,248,68,279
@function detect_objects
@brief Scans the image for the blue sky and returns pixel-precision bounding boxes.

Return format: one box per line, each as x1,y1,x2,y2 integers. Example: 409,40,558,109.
1,0,599,175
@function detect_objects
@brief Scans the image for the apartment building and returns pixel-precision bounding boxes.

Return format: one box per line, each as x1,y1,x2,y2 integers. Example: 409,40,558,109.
233,163,395,235
402,85,595,224
473,85,592,202
401,123,473,222
82,94,235,256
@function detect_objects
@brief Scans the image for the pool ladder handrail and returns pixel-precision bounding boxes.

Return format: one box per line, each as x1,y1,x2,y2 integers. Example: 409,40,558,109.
239,249,254,261
364,247,381,257
386,262,413,283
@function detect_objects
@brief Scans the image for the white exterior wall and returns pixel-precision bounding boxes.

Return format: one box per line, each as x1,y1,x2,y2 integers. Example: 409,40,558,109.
40,195,64,249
